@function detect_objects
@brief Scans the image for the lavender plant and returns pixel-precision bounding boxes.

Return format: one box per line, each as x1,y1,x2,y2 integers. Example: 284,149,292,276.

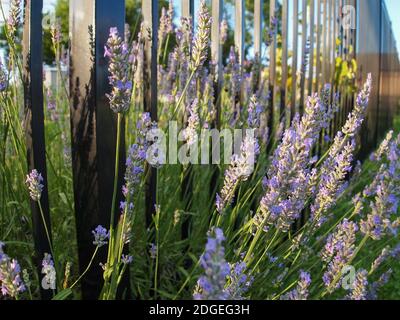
0,2,400,303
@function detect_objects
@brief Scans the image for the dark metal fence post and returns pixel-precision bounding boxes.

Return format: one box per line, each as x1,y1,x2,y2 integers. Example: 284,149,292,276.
142,0,158,227
69,0,126,299
22,0,53,300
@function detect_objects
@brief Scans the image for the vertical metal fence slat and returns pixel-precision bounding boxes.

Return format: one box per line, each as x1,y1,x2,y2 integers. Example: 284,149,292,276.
142,0,158,227
254,0,263,57
69,0,126,299
235,0,245,65
321,0,327,85
211,0,223,128
22,0,53,300
280,0,289,120
308,0,315,95
181,0,194,18
315,0,322,92
299,0,308,114
268,0,277,133
291,0,299,120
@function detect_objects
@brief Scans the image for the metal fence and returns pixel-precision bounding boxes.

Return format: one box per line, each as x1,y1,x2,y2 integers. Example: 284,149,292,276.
21,0,400,299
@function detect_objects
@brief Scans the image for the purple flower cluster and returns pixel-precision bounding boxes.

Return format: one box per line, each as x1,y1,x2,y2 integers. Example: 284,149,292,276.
0,242,25,298
158,1,174,47
7,0,21,39
194,228,230,300
0,59,7,91
368,269,392,299
26,169,44,202
46,88,58,121
121,254,133,265
311,140,355,227
50,20,62,47
225,261,253,300
182,99,200,146
216,134,260,213
226,47,241,124
342,74,372,136
321,219,358,291
346,269,368,300
257,92,331,232
92,225,109,247
281,271,311,300
247,95,263,129
104,27,132,113
149,243,157,259
190,1,212,72
220,20,228,44
360,132,400,240
370,246,391,273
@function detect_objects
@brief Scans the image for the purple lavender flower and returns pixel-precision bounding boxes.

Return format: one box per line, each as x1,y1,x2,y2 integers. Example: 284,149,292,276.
104,27,132,113
371,130,394,161
7,0,21,39
158,1,174,48
41,253,56,290
182,99,200,146
311,140,355,227
0,59,7,91
360,178,399,240
247,95,263,129
149,243,157,259
123,142,146,208
346,269,368,300
342,74,372,136
370,246,391,273
0,243,25,298
190,1,212,72
92,225,109,247
26,169,44,202
368,269,392,299
194,228,230,300
216,134,260,213
225,261,253,300
50,20,62,47
281,271,311,300
256,94,328,232
321,219,358,291
220,20,228,44
121,254,133,265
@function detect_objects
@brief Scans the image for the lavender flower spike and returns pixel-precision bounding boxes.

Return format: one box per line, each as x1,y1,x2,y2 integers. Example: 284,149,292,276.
281,271,311,300
225,261,253,300
342,73,372,136
26,169,44,202
104,27,132,113
0,59,8,92
190,1,212,72
346,269,368,300
92,225,109,247
7,0,21,39
216,133,260,213
0,243,25,298
194,228,230,300
321,219,358,291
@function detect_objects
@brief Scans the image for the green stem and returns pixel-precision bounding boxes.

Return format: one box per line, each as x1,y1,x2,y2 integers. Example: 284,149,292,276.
70,246,99,289
108,113,122,262
38,200,56,263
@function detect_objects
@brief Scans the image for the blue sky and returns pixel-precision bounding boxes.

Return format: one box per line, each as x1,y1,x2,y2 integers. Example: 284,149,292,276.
384,0,400,49
0,0,399,55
